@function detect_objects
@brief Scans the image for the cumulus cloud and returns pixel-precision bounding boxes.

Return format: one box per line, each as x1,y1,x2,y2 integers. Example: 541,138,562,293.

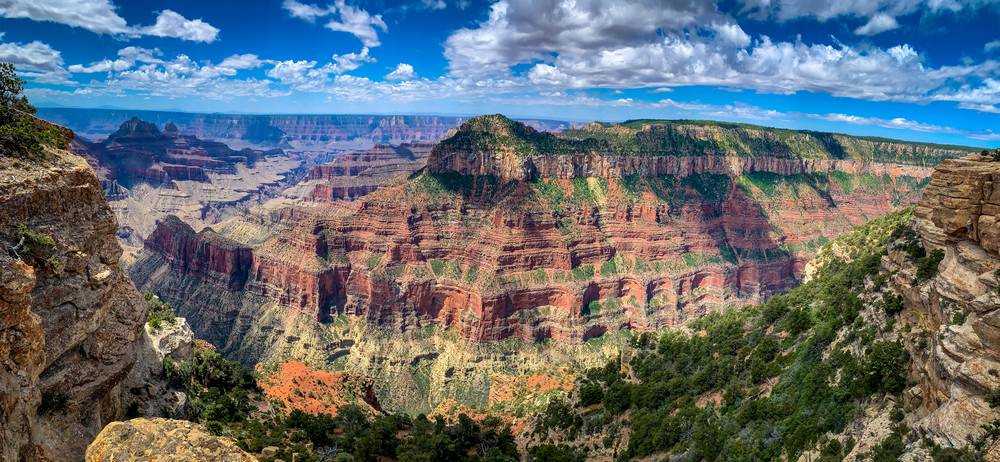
69,46,162,74
0,39,64,72
331,47,375,73
386,63,415,80
0,0,129,34
854,13,899,35
139,10,220,42
738,0,984,22
282,0,387,47
0,38,74,84
0,0,220,42
440,1,1000,112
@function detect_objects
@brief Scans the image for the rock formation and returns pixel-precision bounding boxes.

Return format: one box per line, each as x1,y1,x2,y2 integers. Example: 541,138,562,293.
85,418,255,462
70,117,305,264
884,153,1000,446
284,142,434,201
74,116,283,189
0,144,146,461
128,115,963,411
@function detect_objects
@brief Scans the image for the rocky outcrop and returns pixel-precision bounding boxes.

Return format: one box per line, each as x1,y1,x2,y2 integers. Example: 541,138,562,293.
883,154,1000,446
0,146,146,461
75,117,282,189
85,418,255,462
284,142,434,201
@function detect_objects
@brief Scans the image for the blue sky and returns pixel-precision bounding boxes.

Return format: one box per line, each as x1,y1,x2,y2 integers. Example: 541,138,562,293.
1,0,999,147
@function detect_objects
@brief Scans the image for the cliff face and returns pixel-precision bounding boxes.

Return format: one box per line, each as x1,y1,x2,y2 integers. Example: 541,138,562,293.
0,147,146,461
284,142,434,202
883,154,1000,446
131,117,942,353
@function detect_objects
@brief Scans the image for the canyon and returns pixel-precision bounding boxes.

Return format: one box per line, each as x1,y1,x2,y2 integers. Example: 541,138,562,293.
129,114,975,412
4,111,999,461
38,107,569,150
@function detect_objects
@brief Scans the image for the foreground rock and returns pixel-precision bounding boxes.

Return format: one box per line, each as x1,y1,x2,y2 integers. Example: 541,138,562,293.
0,145,146,461
886,153,1000,446
85,418,255,462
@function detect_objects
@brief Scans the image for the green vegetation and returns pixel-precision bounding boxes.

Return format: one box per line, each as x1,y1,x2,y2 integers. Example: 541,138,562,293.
11,224,61,271
0,63,67,159
163,348,258,427
528,208,915,461
915,249,945,282
144,291,177,331
238,409,519,462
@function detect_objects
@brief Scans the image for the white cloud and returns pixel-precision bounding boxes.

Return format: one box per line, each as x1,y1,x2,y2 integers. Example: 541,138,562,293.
810,111,1000,140
282,0,387,47
0,0,221,42
421,0,446,10
68,46,162,74
386,63,415,80
139,9,219,43
986,40,1000,53
282,0,334,21
219,54,263,70
0,0,129,34
0,40,63,72
440,1,1000,112
331,47,375,73
738,0,983,22
854,13,899,36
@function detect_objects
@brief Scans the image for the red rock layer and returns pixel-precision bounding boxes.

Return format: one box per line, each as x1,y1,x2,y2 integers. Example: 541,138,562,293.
300,142,434,201
135,165,924,344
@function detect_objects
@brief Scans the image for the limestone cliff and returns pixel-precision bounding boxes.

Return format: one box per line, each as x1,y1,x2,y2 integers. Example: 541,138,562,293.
884,153,1000,446
0,146,146,460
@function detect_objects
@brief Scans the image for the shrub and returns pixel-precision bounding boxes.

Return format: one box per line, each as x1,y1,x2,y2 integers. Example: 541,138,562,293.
12,224,59,269
0,63,65,159
915,249,945,282
144,291,176,331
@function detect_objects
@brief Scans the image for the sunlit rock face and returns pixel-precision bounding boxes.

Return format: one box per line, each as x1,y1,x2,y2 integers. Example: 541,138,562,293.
0,144,146,462
884,154,1000,447
130,115,959,363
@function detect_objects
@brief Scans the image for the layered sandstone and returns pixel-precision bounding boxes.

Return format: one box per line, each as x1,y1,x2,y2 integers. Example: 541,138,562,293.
883,154,1000,446
0,146,146,461
75,117,283,188
132,116,943,355
284,142,434,201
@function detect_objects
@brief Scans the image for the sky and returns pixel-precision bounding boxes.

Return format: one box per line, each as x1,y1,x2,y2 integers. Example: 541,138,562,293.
1,0,999,147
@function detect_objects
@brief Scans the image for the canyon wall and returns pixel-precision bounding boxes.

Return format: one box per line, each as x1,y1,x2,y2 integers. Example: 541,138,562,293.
38,108,569,148
884,154,1000,446
0,146,146,461
131,116,949,362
